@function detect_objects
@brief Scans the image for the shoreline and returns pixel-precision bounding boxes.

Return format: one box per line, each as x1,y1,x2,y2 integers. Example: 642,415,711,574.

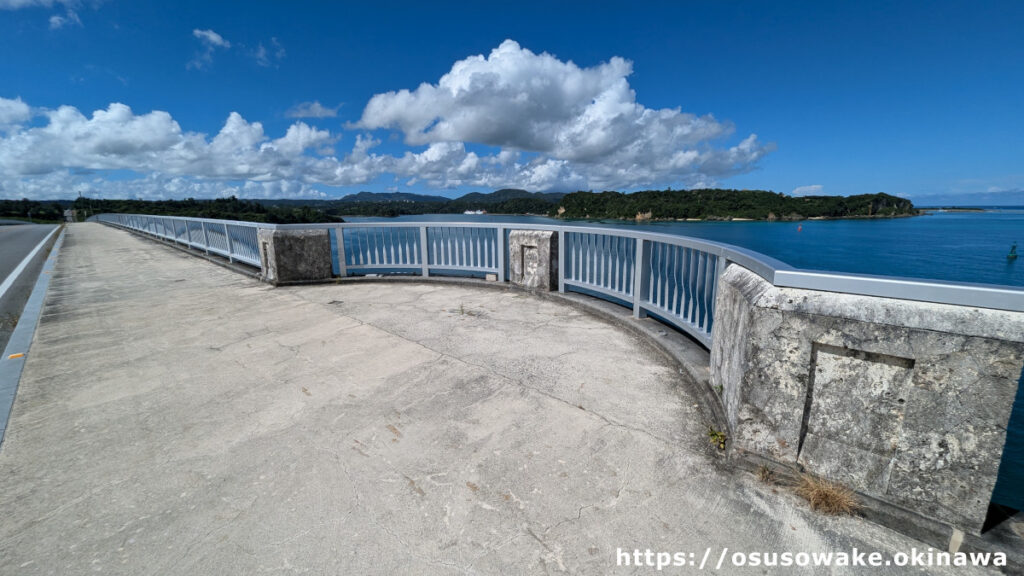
338,211,924,223
557,211,923,224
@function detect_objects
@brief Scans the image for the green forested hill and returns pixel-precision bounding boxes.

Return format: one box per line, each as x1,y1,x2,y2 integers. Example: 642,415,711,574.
552,189,918,220
71,196,335,223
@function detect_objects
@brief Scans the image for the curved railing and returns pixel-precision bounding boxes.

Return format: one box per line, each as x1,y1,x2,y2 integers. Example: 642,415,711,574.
91,213,1024,348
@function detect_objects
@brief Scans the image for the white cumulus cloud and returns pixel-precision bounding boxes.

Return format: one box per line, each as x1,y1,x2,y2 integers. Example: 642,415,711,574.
0,99,382,199
356,39,772,190
0,40,775,199
0,97,32,127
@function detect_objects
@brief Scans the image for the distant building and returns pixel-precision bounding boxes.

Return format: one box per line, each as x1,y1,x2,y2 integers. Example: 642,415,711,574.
64,209,78,223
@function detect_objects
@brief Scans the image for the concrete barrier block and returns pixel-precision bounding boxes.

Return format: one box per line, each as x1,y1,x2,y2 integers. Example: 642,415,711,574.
257,229,332,285
711,263,1024,535
509,230,558,291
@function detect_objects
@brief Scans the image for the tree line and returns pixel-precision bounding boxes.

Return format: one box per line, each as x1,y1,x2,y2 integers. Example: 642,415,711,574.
70,196,336,224
552,189,918,220
2,189,919,224
0,199,67,222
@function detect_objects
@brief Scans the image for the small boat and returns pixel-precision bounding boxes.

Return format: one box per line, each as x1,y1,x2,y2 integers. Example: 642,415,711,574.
1010,242,1018,260
463,209,486,215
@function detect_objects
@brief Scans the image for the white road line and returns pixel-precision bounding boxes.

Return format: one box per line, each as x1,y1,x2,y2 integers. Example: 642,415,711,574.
0,227,59,303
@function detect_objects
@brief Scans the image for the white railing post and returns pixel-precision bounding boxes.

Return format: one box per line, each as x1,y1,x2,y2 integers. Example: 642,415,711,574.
419,226,429,277
632,239,651,318
223,223,234,263
496,226,506,282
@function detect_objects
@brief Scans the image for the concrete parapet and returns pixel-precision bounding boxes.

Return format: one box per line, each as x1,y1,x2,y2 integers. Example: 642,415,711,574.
711,263,1024,535
257,228,332,285
509,230,558,291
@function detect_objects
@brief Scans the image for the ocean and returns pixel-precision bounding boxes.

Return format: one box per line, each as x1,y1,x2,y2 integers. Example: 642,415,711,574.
349,208,1024,287
344,209,1024,509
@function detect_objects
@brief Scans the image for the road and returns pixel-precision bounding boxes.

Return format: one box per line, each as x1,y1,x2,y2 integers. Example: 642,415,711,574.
0,224,58,352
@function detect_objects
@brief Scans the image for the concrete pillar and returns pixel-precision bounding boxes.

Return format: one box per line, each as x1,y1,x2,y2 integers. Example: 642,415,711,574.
257,229,332,286
508,230,558,291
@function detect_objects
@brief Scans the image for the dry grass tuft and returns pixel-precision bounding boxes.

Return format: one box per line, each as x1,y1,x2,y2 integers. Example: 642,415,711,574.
794,474,861,515
756,465,777,485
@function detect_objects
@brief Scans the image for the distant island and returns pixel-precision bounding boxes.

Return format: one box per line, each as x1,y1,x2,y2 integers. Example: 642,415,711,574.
3,188,919,224
553,189,918,221
919,206,986,212
304,188,918,221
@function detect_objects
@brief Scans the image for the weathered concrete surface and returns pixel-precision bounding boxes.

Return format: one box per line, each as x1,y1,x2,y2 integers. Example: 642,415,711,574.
509,230,558,291
711,263,1024,535
257,228,332,285
0,224,1003,575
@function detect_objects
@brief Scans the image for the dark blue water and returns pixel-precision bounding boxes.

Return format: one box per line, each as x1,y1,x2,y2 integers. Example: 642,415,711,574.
347,210,1023,286
344,210,1024,508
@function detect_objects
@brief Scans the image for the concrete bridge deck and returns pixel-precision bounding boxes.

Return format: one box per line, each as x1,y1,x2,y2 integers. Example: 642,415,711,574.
0,223,1000,574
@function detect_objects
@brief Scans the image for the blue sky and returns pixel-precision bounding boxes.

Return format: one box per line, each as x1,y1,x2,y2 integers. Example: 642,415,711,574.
1,1,1022,202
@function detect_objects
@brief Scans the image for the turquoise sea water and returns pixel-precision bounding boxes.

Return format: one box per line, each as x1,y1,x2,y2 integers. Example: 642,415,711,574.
345,210,1023,509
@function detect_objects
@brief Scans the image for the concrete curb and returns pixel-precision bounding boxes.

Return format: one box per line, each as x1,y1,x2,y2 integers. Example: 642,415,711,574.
0,227,65,450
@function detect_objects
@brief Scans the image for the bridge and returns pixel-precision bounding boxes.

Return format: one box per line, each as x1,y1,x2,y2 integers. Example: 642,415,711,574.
0,217,1020,574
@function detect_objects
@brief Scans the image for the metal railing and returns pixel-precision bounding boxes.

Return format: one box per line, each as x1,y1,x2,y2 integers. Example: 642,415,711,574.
93,213,267,268
93,214,1024,348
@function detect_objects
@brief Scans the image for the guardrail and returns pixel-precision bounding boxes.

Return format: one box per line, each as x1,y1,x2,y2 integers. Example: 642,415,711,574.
93,213,267,268
92,213,1024,347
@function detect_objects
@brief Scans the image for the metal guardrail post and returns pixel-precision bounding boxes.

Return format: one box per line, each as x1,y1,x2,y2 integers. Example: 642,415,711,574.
496,226,506,282
419,226,429,277
223,223,234,263
632,238,651,318
201,222,210,255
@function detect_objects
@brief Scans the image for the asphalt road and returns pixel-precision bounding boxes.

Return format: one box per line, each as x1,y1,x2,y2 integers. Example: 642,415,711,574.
0,224,58,352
